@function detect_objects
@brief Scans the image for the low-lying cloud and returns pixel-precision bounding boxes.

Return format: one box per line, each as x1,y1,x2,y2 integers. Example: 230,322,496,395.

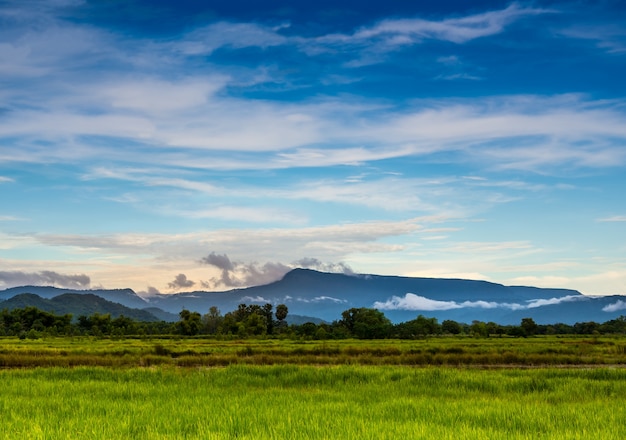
373,293,584,311
0,270,90,289
602,300,626,312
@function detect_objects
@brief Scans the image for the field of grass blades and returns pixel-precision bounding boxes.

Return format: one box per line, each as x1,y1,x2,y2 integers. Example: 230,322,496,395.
2,365,626,439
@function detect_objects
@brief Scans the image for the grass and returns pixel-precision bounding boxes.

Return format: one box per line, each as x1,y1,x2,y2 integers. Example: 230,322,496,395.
2,365,626,439
1,335,626,367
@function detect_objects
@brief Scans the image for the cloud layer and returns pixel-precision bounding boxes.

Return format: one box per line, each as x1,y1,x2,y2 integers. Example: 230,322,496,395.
0,270,90,289
373,293,584,311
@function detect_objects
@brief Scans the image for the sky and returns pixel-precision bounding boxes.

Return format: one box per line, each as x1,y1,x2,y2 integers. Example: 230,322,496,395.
0,0,625,297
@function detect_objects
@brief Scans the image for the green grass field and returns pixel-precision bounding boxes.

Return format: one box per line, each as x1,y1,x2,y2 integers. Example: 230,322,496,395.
2,337,626,439
2,365,626,439
2,335,626,367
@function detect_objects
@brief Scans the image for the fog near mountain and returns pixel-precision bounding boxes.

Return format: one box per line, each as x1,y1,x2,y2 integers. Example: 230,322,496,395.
2,269,625,325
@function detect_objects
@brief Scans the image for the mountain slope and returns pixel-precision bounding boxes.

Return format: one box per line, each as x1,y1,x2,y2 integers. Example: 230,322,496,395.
0,286,148,309
0,293,161,322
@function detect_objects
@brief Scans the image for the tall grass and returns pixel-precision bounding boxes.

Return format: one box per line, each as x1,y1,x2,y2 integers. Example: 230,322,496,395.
2,336,626,367
2,366,626,439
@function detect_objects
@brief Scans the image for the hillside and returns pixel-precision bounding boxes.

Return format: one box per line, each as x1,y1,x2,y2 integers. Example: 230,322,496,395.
0,293,162,322
0,286,148,309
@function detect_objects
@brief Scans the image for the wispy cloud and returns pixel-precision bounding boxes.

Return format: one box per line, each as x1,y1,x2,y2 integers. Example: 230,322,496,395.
2,3,610,176
597,216,626,222
559,25,626,54
171,3,549,64
28,218,427,276
307,2,551,64
178,22,289,55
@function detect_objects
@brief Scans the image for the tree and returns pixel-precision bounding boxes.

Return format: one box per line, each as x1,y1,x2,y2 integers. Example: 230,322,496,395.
243,312,267,336
275,304,288,333
442,319,462,335
177,309,202,335
339,308,392,339
275,304,288,322
470,320,488,338
520,317,538,337
262,303,274,334
203,306,223,334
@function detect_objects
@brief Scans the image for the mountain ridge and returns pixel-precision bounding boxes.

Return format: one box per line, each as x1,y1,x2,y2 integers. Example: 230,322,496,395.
1,269,625,325
0,293,162,322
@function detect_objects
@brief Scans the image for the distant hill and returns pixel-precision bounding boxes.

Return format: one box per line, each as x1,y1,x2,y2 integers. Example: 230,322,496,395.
0,293,162,322
0,286,148,309
2,269,626,325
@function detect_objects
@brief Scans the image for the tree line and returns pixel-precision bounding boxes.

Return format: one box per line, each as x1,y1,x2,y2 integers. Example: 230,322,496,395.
2,304,626,339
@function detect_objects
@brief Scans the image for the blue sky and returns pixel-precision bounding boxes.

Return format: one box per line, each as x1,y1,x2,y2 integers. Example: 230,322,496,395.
0,0,625,296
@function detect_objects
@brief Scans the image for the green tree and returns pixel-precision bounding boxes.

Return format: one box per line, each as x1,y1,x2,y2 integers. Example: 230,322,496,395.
470,320,488,338
177,309,202,335
442,319,462,335
275,304,288,333
520,317,539,337
339,308,392,339
203,306,223,334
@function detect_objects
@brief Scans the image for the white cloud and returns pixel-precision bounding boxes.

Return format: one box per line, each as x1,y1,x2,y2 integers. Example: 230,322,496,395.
98,77,229,114
373,293,522,311
309,3,550,59
178,22,289,55
25,218,429,285
241,295,269,303
559,25,626,54
374,294,464,311
525,295,586,308
603,300,626,312
373,293,584,311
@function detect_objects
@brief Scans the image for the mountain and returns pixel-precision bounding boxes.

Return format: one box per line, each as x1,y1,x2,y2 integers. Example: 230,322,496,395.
0,293,163,322
2,269,626,324
144,269,626,325
0,285,149,309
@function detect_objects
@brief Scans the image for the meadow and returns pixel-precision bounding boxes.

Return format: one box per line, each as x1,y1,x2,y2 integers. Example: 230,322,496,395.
2,335,626,368
2,337,626,439
2,365,626,439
